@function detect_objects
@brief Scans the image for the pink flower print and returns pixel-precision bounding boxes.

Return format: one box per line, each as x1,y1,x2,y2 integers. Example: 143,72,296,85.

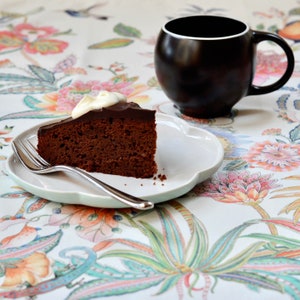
24,39,68,55
198,170,280,234
35,76,150,116
55,80,104,111
14,23,58,39
0,23,68,55
0,31,24,51
262,128,282,136
41,78,150,113
253,50,288,85
244,141,300,172
200,170,279,205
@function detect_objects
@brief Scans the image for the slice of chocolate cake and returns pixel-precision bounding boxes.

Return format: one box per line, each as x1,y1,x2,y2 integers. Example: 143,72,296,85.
37,92,157,178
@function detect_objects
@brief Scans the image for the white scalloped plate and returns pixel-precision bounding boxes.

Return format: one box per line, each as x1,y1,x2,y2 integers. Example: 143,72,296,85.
6,113,224,208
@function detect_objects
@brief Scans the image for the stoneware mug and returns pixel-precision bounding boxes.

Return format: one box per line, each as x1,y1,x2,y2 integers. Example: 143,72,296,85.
154,15,295,118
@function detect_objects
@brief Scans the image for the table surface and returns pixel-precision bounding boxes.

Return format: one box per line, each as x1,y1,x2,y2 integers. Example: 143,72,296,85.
1,1,300,299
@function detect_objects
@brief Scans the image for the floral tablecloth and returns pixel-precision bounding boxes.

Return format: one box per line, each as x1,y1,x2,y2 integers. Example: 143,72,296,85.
1,1,300,299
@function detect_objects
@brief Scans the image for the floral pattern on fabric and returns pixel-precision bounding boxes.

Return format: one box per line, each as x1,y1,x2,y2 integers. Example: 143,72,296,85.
0,1,300,300
0,23,69,55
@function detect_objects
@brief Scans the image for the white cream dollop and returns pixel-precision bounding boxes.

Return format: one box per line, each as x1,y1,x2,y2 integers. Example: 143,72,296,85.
71,90,127,119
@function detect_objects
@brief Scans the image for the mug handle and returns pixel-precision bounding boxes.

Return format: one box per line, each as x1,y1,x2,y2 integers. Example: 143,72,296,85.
247,31,295,96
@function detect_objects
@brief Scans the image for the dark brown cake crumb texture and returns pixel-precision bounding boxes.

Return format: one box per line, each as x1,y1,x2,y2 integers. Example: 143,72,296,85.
38,117,157,178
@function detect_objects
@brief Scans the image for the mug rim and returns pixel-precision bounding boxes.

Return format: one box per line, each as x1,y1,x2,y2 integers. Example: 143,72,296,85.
162,15,250,40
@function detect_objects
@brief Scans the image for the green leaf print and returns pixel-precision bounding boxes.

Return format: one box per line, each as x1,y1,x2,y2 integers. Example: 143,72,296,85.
29,65,55,83
88,38,134,49
290,124,300,143
114,23,142,38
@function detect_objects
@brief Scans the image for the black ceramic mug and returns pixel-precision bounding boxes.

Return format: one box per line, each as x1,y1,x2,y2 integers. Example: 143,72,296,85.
154,15,295,118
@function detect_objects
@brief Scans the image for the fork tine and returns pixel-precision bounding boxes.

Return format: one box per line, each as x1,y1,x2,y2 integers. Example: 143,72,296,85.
12,139,40,170
26,139,51,167
18,139,44,168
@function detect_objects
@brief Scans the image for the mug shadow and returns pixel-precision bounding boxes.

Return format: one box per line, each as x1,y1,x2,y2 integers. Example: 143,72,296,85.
233,107,275,130
155,101,276,129
235,108,273,118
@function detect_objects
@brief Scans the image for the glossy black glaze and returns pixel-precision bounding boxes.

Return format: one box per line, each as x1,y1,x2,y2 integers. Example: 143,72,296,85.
155,16,294,118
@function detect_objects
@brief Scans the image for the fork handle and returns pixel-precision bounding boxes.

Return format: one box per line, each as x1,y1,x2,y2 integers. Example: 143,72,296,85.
57,165,154,210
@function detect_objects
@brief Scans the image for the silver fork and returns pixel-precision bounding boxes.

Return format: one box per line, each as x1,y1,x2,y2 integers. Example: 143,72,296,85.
12,139,154,210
